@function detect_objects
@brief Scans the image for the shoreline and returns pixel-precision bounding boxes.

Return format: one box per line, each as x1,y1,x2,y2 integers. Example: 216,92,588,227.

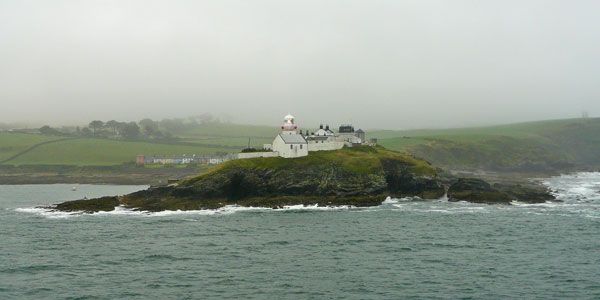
0,165,213,185
0,174,161,185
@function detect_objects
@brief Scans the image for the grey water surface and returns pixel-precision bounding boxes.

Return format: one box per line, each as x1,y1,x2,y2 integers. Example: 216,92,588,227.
1,176,599,299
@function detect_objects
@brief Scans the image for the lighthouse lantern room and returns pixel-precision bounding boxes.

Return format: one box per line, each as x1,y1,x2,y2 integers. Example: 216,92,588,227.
281,113,297,135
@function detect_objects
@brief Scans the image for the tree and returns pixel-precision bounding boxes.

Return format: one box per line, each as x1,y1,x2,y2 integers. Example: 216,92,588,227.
159,118,185,133
89,120,104,136
105,120,119,135
139,118,158,137
39,125,58,135
81,127,92,137
121,122,140,139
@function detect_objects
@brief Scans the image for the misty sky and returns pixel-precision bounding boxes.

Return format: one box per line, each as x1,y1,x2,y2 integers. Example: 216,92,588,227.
1,0,599,129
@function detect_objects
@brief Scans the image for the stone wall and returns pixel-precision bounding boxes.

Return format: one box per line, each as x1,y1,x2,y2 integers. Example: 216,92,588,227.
235,152,280,160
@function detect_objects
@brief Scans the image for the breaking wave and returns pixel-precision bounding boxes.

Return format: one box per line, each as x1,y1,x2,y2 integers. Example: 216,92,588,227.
12,172,600,219
13,204,357,218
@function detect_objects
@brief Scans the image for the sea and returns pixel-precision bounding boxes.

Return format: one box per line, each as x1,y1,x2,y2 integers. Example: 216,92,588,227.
1,173,599,299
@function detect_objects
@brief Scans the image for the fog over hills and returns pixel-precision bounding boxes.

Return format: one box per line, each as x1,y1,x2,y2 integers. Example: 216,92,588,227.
1,1,599,129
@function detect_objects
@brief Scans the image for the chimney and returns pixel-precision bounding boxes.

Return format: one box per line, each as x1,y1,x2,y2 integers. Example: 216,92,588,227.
326,124,329,131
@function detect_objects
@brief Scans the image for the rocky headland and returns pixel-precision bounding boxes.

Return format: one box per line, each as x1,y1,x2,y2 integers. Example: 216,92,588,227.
49,146,556,213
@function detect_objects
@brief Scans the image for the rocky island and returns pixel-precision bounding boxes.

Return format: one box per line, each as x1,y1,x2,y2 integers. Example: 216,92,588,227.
49,146,556,213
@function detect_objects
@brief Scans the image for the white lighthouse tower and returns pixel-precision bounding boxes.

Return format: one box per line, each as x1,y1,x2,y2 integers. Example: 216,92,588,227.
270,113,308,158
281,113,297,135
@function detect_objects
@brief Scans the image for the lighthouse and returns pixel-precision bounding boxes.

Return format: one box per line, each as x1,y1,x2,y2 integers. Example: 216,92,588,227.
270,113,308,158
281,113,298,135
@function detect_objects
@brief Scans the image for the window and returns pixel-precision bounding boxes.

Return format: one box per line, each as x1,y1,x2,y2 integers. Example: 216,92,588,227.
300,144,303,149
290,145,293,149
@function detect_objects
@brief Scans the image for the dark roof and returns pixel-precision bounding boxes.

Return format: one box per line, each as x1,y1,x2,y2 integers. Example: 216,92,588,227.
279,134,307,144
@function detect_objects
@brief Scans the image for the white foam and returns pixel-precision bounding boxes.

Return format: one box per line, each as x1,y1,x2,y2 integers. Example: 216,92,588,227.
382,197,416,204
12,203,358,218
279,204,354,210
14,207,82,219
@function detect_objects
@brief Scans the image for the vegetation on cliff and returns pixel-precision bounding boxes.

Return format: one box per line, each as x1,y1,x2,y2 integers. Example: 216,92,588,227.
375,118,600,172
51,146,446,212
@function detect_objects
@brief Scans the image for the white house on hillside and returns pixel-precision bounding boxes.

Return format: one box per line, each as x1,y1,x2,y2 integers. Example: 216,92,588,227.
273,133,308,158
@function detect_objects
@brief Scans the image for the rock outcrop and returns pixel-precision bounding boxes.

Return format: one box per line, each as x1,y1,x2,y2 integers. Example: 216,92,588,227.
448,178,555,204
50,146,446,212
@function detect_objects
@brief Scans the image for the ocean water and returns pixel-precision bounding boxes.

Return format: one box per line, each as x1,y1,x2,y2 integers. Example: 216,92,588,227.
1,175,599,300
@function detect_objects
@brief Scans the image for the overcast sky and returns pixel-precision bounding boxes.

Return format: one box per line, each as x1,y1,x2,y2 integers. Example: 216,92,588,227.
1,0,599,129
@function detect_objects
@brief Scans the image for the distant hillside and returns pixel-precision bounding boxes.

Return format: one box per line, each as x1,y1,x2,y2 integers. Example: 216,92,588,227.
3,118,599,172
0,123,281,166
371,118,600,172
0,135,236,166
175,122,279,149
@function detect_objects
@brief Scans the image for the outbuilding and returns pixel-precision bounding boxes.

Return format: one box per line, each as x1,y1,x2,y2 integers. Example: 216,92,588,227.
272,133,308,158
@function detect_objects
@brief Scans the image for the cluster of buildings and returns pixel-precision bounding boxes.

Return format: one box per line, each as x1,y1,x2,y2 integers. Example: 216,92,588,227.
136,114,375,164
261,114,376,158
136,154,234,165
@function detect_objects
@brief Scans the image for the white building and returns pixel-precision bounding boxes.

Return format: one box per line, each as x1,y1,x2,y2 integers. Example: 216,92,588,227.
258,114,372,159
273,134,308,158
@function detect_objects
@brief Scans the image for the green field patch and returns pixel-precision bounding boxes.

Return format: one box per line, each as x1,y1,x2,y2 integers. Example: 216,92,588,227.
177,123,279,139
181,136,273,148
0,133,64,161
7,138,235,166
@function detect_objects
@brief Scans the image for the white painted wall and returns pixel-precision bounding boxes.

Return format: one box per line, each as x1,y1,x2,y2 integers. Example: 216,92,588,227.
273,135,308,158
307,141,344,152
236,152,280,159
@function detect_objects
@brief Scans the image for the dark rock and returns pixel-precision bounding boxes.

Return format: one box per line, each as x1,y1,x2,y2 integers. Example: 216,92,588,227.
448,178,556,204
494,183,557,204
53,196,120,213
448,178,511,204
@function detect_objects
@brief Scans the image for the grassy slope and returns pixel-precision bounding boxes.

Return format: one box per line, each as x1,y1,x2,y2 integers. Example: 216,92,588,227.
3,118,599,170
371,118,600,171
177,122,279,148
1,123,279,166
5,138,234,166
186,146,437,185
0,133,63,161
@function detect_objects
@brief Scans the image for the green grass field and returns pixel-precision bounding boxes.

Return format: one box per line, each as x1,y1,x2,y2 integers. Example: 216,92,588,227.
3,137,235,166
176,122,278,149
0,123,280,166
0,133,64,161
2,117,599,171
177,123,279,138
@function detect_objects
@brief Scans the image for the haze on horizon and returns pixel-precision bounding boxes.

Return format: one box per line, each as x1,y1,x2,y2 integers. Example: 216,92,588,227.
1,0,599,130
